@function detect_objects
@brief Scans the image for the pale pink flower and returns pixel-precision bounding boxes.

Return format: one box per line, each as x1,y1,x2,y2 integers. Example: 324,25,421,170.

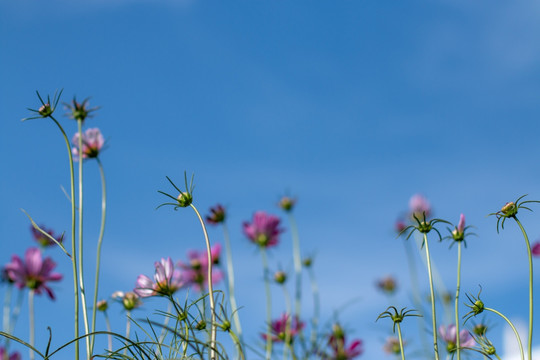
4,247,62,299
243,211,284,248
178,244,223,292
438,324,475,353
409,194,431,219
134,257,184,297
457,213,466,233
72,128,104,160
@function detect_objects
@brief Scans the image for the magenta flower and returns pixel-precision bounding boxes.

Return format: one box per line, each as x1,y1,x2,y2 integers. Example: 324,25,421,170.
438,324,475,353
4,248,62,299
0,347,21,360
30,224,63,247
409,194,431,219
261,313,305,343
532,241,540,257
205,204,226,225
134,257,184,297
243,211,284,248
326,336,363,360
178,244,223,292
72,128,104,160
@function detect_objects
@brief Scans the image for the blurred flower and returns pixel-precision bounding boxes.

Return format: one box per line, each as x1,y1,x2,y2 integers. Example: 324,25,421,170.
4,247,62,299
64,96,99,122
532,241,540,257
324,324,363,360
30,224,64,248
302,257,313,268
1,266,14,284
243,211,284,248
382,337,403,355
134,257,184,297
178,244,223,292
452,214,466,241
395,219,406,234
472,323,488,336
278,196,296,212
0,347,21,360
205,204,226,225
274,270,287,284
409,194,431,219
261,313,304,343
112,291,142,311
376,276,397,295
438,325,475,353
72,128,104,160
97,299,108,312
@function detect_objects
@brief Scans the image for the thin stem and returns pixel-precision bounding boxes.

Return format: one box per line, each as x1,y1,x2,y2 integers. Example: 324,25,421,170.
9,289,24,334
228,331,246,360
77,119,91,359
455,241,462,360
396,322,406,360
48,115,79,360
124,310,132,356
222,223,243,345
514,217,533,360
282,285,292,360
485,307,524,360
288,213,302,319
90,157,107,354
307,266,320,353
190,204,216,360
28,290,35,360
423,233,439,360
3,284,12,336
103,311,112,352
159,301,173,342
260,247,273,360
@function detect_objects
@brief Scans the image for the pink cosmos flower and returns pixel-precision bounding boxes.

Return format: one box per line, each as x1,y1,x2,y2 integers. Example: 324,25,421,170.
4,248,62,299
0,347,21,360
243,211,284,248
72,128,104,160
205,204,226,225
409,194,431,219
325,335,363,360
134,257,184,297
532,241,540,257
261,313,305,343
178,244,223,292
457,213,466,233
30,224,64,247
438,324,475,353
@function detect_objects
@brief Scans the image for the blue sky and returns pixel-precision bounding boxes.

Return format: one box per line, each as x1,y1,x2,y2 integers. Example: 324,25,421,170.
2,0,540,359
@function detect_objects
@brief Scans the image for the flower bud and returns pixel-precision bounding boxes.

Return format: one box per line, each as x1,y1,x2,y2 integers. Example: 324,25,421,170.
279,196,296,212
501,202,517,217
122,292,140,311
302,257,313,268
177,192,193,207
473,323,488,336
97,299,108,312
274,271,287,284
38,104,52,117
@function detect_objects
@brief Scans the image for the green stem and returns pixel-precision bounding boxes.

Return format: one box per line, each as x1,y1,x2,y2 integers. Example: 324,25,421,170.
28,290,35,360
3,284,12,337
124,310,131,356
281,285,292,360
159,301,173,343
228,330,246,360
396,322,406,360
222,223,243,345
423,233,439,360
455,241,462,360
9,289,24,335
260,247,273,360
90,157,107,354
49,115,79,360
514,217,533,360
76,119,91,359
190,204,216,360
288,213,302,319
486,307,524,360
307,266,320,353
103,310,112,352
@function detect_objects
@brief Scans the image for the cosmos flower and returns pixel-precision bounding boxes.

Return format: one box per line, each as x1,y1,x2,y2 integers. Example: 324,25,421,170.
382,336,403,355
0,347,21,360
205,204,226,225
4,247,62,299
72,128,105,160
112,291,142,311
261,313,305,343
30,224,64,247
438,324,475,353
409,194,431,219
134,257,184,297
323,324,363,360
532,241,540,257
376,276,397,295
178,244,223,292
243,211,284,248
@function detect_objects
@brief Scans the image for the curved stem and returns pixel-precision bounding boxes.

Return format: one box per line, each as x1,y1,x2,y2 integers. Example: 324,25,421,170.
485,307,524,360
288,213,302,319
49,115,79,360
76,119,91,359
28,290,35,360
190,204,216,360
455,241,462,360
222,223,243,346
228,331,246,360
423,233,439,360
307,266,320,353
260,247,273,360
90,157,107,354
396,322,406,360
514,217,533,360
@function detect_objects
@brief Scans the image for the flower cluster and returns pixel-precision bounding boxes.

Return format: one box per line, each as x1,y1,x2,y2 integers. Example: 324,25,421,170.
178,244,223,292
